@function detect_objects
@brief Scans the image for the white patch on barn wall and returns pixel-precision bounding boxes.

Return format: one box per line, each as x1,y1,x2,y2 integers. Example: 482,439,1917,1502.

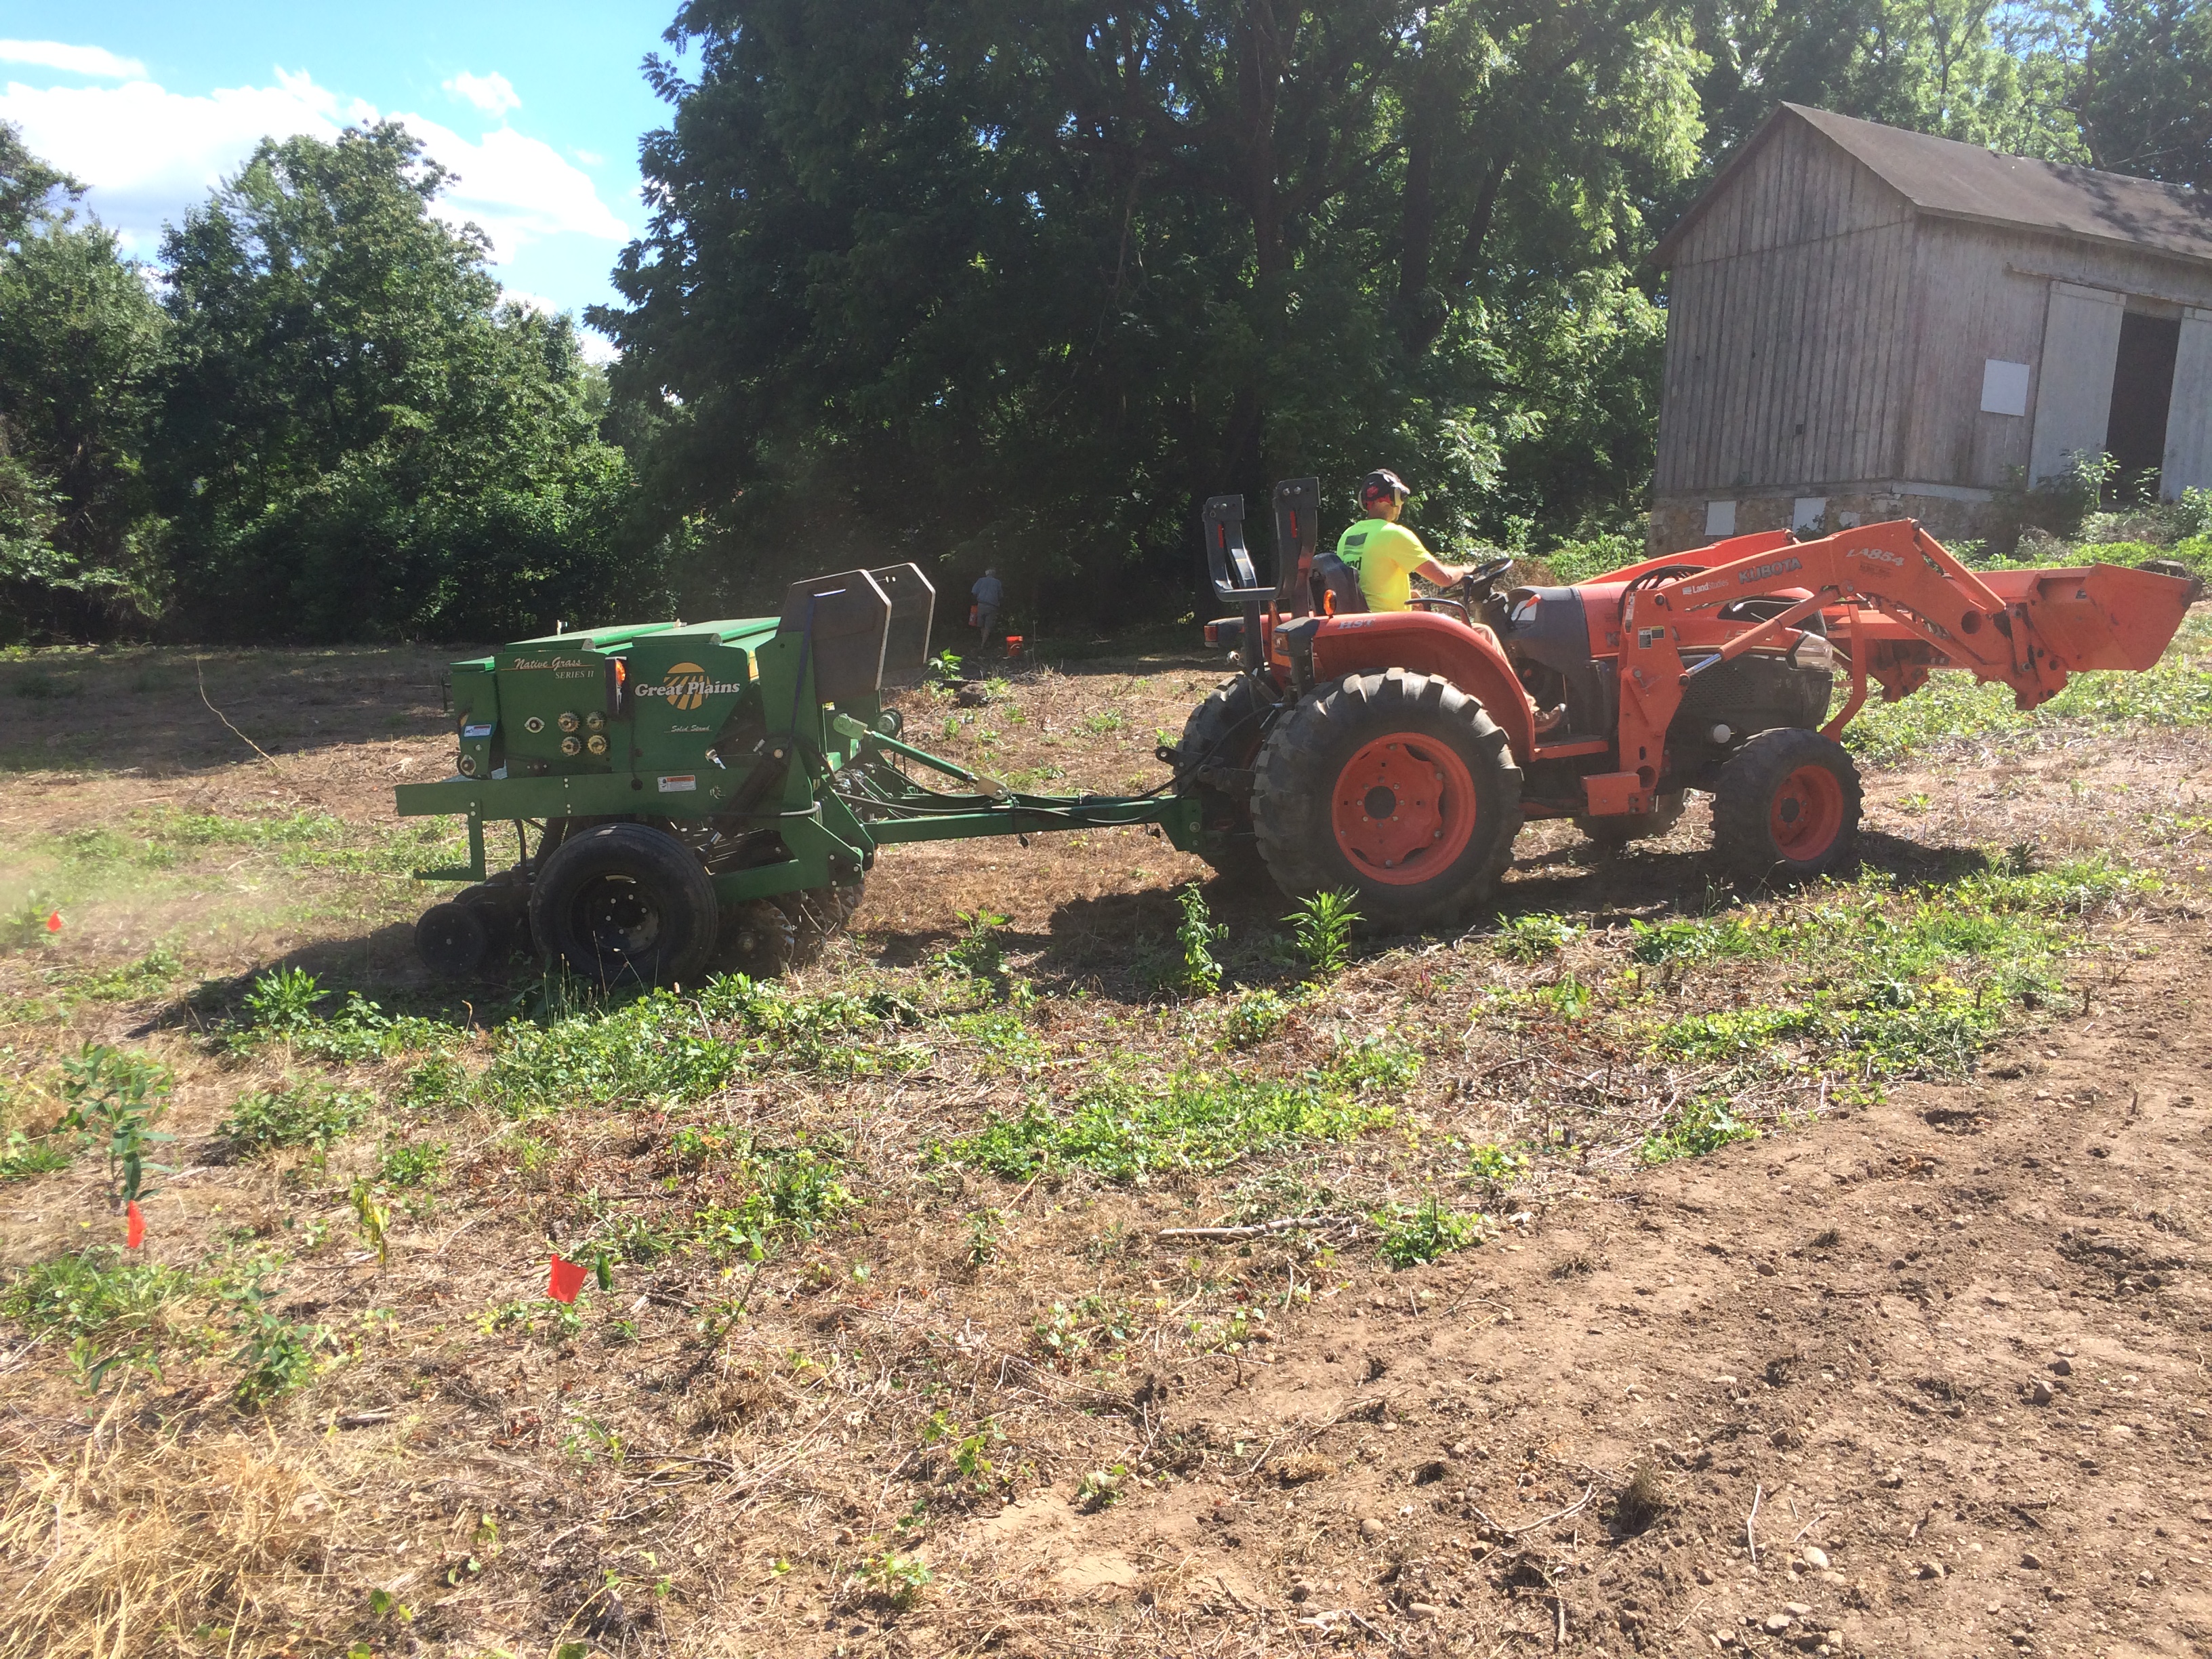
1704,500,1738,537
2163,308,2212,497
2030,282,2126,488
1792,497,1828,531
1980,359,2031,417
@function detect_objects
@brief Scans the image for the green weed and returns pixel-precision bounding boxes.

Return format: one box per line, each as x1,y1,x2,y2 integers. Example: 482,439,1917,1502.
856,1551,934,1607
219,1080,372,1153
1,1247,192,1340
1173,883,1226,997
377,1141,445,1186
1467,1142,1529,1183
955,1063,1395,1183
1496,912,1581,962
0,1128,69,1181
1639,1099,1757,1163
1376,1193,1485,1268
1221,988,1290,1047
79,943,186,1001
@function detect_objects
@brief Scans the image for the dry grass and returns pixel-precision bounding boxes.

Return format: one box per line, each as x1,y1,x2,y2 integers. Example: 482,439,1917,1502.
0,638,2207,1655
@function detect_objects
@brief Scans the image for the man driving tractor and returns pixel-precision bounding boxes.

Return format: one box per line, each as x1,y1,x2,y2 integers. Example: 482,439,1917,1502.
1334,468,1477,611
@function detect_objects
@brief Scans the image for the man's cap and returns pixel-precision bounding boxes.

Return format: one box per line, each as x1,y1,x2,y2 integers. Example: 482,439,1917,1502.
1359,470,1410,508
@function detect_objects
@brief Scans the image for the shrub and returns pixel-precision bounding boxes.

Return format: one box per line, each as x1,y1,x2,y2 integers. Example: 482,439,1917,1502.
56,1043,173,1208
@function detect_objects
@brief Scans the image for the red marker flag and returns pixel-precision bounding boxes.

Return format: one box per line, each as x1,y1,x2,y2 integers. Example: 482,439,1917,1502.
546,1254,587,1303
44,912,60,933
125,1201,144,1249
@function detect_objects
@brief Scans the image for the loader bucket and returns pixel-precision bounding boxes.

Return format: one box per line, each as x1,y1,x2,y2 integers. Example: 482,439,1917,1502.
1981,562,2197,674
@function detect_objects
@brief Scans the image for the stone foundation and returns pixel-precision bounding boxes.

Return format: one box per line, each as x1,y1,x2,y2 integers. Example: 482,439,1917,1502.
1647,486,1997,556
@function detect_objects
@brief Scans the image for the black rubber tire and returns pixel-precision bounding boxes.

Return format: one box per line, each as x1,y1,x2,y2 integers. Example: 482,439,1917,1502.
1576,790,1687,850
1176,674,1275,880
416,901,490,978
1711,728,1863,881
529,821,720,989
1250,670,1523,930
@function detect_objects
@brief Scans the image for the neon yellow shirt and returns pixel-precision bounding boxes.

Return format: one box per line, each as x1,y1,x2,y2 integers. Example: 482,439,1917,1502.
1334,519,1431,611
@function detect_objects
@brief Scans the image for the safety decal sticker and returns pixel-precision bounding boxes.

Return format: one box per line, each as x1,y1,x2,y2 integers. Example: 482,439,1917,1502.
657,775,697,793
462,724,494,739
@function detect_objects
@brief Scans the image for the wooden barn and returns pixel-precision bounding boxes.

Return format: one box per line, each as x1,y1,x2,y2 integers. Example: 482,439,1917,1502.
1646,103,2212,552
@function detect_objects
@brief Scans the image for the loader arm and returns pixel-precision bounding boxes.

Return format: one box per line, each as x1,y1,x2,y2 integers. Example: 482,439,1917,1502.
1609,519,2194,809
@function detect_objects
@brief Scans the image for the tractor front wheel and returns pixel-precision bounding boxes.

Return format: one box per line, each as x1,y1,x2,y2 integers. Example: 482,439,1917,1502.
1251,670,1522,929
531,821,721,988
1711,729,1862,880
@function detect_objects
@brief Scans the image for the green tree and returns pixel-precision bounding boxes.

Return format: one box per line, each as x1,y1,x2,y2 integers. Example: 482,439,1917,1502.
156,121,655,641
2069,0,2212,187
0,121,167,638
597,1,1704,628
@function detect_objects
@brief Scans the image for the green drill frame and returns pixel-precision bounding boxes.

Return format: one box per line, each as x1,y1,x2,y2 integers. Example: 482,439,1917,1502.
395,567,1204,903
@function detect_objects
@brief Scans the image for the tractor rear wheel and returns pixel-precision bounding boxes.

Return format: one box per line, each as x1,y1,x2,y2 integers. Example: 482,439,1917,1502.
530,821,720,988
1176,674,1274,880
1577,791,1687,850
1250,670,1522,929
1711,729,1862,880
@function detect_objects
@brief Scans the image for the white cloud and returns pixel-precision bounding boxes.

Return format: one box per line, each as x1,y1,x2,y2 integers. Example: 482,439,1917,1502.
0,66,630,266
0,40,146,79
443,70,518,117
396,115,632,254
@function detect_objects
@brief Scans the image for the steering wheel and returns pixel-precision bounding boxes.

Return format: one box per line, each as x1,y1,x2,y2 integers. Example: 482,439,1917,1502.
1460,555,1518,601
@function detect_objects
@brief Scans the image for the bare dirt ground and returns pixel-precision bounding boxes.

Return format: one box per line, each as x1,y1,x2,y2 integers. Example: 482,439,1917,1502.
0,638,2207,1659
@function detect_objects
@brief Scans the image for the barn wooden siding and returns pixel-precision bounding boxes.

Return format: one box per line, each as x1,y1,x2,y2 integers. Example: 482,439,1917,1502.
1655,117,1915,496
1903,220,2212,491
1656,118,2212,499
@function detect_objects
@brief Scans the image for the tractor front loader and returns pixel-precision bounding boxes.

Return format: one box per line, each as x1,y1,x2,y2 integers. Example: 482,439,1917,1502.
1176,480,2198,924
395,565,1210,985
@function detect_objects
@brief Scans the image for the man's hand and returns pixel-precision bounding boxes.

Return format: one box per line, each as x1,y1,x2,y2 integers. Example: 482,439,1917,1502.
1416,558,1473,590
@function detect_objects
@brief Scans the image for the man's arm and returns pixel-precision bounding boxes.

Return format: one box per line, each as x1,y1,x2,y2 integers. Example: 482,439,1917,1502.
1416,556,1472,589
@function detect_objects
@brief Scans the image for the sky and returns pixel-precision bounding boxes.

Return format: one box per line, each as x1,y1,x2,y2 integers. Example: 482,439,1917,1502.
0,3,682,357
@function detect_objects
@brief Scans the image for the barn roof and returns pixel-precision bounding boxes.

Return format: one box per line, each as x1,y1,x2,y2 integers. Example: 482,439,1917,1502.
1652,103,2212,269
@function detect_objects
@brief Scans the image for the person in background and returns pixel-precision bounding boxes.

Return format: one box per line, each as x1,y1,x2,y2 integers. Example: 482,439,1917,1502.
971,567,1004,647
1334,469,1475,611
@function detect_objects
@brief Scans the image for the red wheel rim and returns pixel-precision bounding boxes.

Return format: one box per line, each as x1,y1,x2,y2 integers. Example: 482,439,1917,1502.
1330,734,1477,886
1769,764,1845,859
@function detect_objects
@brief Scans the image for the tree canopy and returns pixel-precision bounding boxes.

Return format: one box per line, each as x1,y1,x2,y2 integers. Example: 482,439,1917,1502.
3,3,2211,643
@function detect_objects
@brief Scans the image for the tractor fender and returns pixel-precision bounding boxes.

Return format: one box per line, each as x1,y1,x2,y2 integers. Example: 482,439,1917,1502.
1307,611,1536,763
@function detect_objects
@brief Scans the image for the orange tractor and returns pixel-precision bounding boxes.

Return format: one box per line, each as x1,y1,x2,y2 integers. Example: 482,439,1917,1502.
1174,479,2196,925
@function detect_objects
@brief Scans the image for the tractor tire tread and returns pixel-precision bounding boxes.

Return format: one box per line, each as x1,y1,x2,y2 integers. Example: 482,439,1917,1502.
1250,668,1521,930
529,821,720,989
1710,727,1863,881
1178,674,1275,881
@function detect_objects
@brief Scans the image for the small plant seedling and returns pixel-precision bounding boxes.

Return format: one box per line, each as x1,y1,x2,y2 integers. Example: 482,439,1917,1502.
1612,1459,1667,1533
350,1178,392,1269
858,1551,934,1607
56,1044,175,1212
966,1207,1004,1266
1174,882,1226,996
1286,889,1359,978
1075,1464,1128,1511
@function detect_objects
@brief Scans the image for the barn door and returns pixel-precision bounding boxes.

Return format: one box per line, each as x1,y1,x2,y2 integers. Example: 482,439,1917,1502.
2165,307,2212,498
2028,282,2125,489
